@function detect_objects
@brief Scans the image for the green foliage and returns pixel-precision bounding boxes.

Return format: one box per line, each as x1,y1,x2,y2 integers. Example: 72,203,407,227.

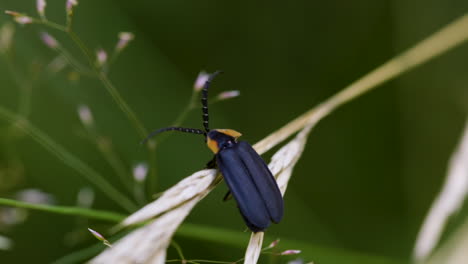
0,0,468,263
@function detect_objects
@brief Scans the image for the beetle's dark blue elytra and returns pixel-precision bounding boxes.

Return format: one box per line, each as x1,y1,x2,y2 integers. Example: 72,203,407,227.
142,71,284,232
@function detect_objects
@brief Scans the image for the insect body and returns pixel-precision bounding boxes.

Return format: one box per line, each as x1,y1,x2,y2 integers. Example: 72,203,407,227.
143,71,283,232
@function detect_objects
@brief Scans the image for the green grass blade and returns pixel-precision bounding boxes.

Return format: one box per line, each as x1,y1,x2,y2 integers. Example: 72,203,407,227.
0,198,126,222
0,106,138,212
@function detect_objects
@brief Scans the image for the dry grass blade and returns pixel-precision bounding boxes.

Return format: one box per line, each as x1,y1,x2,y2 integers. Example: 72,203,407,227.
244,125,312,264
270,124,312,195
254,13,468,156
413,121,468,261
121,169,217,226
90,170,219,263
424,218,468,264
244,232,264,264
91,199,201,263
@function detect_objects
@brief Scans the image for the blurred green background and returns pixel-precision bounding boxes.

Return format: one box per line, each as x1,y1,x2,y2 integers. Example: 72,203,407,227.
1,0,468,263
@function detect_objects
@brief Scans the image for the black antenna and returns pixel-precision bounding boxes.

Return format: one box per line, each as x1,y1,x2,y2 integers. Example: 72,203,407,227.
201,71,223,132
141,127,205,145
141,70,223,145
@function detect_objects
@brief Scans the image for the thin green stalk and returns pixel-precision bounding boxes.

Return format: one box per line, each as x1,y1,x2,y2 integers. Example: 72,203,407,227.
98,71,159,195
146,89,199,193
17,78,33,119
147,142,158,195
35,17,158,192
36,18,148,141
55,45,94,76
170,240,186,261
0,107,137,212
97,72,148,138
70,30,156,188
58,23,149,139
104,49,120,74
3,51,34,119
172,89,199,127
100,144,133,193
133,180,147,205
68,29,158,195
87,133,134,195
66,12,74,32
3,53,26,87
0,198,125,222
68,30,95,67
36,19,67,32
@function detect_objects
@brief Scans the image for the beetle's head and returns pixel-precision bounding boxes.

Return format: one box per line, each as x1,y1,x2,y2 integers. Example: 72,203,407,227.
206,129,242,153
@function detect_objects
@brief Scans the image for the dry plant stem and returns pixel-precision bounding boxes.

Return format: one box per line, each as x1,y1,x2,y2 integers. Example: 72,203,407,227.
244,124,312,264
119,170,220,226
413,120,468,261
254,13,468,156
425,218,468,264
244,233,264,264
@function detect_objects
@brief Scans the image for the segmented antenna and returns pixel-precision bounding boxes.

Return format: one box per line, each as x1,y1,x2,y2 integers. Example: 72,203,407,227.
201,71,223,132
141,70,223,145
141,127,205,144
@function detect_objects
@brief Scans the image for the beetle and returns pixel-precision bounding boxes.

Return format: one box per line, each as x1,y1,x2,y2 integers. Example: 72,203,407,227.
142,71,283,232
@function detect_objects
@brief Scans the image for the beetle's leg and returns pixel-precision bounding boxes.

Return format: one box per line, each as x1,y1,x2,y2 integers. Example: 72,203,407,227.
223,190,233,201
205,156,217,169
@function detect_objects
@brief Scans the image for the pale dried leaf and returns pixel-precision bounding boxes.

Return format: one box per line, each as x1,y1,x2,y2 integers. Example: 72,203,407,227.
243,232,264,264
413,121,468,261
244,124,312,263
90,170,218,264
122,169,217,226
90,199,196,264
91,194,204,264
425,218,468,264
